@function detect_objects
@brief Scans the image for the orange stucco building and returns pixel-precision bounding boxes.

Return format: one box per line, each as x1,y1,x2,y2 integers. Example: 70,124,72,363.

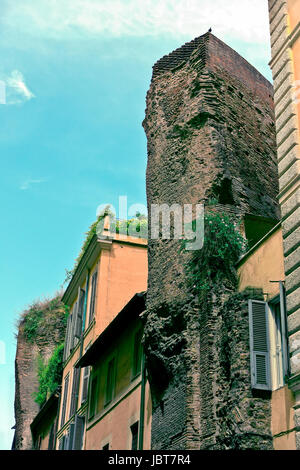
54,219,149,450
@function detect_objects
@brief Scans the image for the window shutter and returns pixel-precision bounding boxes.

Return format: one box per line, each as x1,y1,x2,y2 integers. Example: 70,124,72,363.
63,314,72,362
132,330,143,378
248,300,271,390
72,415,85,450
48,423,55,450
69,368,80,418
67,423,75,450
70,302,78,351
75,288,85,339
60,374,69,427
89,271,98,324
105,358,115,405
81,367,90,404
58,435,65,450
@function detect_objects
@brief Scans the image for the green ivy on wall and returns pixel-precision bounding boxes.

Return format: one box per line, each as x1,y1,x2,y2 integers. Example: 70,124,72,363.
34,343,65,407
181,211,247,297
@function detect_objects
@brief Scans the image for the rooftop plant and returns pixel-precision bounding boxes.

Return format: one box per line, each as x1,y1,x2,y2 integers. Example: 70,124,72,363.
19,295,68,343
64,206,148,283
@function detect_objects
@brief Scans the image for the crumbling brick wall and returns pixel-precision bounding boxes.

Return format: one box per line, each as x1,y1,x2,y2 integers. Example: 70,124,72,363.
142,32,279,449
13,300,66,450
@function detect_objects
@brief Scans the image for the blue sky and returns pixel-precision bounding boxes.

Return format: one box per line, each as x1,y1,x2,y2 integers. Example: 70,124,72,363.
0,0,273,450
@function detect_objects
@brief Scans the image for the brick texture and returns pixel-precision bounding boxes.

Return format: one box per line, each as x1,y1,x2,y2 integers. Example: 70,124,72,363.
143,32,279,449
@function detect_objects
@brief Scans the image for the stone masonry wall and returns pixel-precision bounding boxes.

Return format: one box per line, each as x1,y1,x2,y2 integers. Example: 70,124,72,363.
14,302,66,450
143,33,279,449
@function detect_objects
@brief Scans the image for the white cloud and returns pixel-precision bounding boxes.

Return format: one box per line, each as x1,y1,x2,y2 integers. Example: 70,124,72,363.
20,178,46,190
0,70,35,105
2,0,270,44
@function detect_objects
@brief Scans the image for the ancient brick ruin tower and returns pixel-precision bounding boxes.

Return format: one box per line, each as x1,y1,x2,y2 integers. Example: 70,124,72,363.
143,33,280,449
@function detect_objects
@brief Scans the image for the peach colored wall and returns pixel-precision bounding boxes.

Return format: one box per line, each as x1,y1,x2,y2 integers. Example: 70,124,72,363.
292,39,300,134
287,0,300,145
272,386,296,450
85,314,151,450
237,228,285,299
287,0,300,31
85,384,151,450
40,435,49,450
96,241,147,336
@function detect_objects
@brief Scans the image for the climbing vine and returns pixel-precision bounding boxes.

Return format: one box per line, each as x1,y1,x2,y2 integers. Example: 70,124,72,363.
181,211,247,297
34,343,65,407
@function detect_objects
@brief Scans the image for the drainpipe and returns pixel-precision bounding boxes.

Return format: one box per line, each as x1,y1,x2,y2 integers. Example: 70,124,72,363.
279,281,290,380
138,351,146,450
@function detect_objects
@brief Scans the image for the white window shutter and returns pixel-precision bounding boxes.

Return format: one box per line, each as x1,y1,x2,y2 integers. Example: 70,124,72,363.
248,300,271,391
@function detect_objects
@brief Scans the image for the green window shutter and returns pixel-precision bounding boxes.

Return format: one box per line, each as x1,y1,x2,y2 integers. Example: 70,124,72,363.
75,288,85,339
58,435,65,450
81,367,90,404
248,300,271,391
132,329,143,378
105,358,115,405
48,423,55,450
67,423,75,450
89,271,98,324
63,314,72,362
60,374,69,427
73,415,85,450
89,374,98,419
70,302,78,352
69,368,80,418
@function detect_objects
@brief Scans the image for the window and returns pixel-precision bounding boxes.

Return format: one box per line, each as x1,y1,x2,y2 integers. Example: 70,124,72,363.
249,300,271,390
73,415,85,450
132,329,143,379
105,358,116,406
60,374,70,427
65,422,75,450
89,374,98,419
75,288,85,339
58,435,66,450
69,367,80,418
130,422,139,450
48,423,55,450
63,313,73,362
81,366,90,404
249,287,289,391
89,270,98,324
